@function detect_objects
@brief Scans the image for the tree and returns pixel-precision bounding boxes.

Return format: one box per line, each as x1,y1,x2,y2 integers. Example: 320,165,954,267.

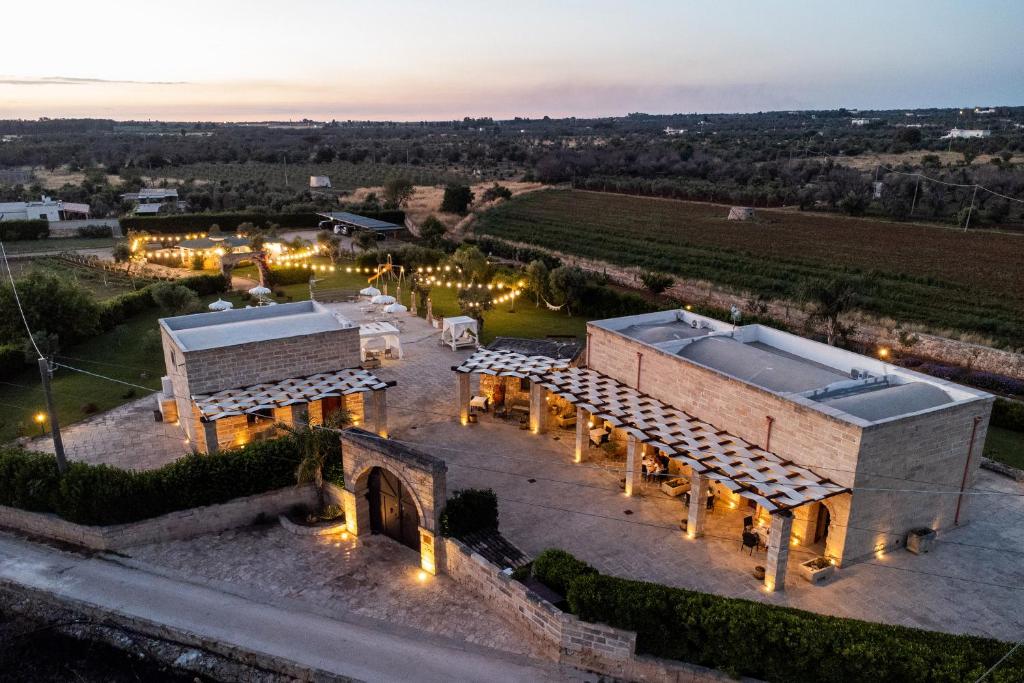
382,177,414,208
525,259,549,306
283,409,350,511
418,215,447,249
481,183,513,202
458,286,493,335
799,276,861,346
316,230,343,264
353,230,378,252
0,271,100,346
837,191,868,216
440,184,474,215
151,283,200,316
111,241,131,263
450,244,490,282
640,271,673,294
548,265,587,316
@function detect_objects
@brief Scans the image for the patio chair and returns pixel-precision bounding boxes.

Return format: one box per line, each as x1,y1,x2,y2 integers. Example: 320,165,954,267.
740,531,759,556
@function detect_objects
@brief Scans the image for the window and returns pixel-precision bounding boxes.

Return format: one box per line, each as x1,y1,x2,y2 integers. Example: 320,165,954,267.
246,408,274,425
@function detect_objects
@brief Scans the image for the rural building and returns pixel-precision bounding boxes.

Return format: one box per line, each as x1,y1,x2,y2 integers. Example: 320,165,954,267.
942,128,991,139
310,175,332,188
453,310,992,591
850,118,871,126
121,188,184,215
727,207,755,221
664,127,686,135
157,301,393,453
316,211,405,237
0,196,89,222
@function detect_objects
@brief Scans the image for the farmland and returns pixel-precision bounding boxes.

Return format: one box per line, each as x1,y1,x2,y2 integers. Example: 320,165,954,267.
164,161,466,191
474,189,1024,347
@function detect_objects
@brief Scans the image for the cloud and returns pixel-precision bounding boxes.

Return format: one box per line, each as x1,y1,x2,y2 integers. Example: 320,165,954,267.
0,75,187,86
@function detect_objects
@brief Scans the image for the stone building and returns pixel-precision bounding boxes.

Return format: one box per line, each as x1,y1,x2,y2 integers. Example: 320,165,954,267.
454,310,992,591
158,301,392,453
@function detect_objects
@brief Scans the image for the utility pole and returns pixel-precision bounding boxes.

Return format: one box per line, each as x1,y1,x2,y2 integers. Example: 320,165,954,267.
38,357,68,474
963,185,978,232
909,176,920,216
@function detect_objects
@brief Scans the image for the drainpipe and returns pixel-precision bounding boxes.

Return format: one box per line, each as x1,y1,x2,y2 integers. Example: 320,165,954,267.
764,415,775,451
635,351,643,390
954,416,983,526
585,332,591,368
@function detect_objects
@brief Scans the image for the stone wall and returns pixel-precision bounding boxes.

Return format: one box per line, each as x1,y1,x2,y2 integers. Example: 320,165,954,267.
0,486,315,551
442,538,735,681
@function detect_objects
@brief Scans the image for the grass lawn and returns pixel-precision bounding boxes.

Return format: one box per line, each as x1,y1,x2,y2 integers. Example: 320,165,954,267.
983,426,1024,470
6,257,152,301
2,236,116,254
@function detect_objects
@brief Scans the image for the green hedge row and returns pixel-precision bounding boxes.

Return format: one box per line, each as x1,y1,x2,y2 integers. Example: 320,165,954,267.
0,343,24,379
992,397,1024,432
0,219,49,241
266,267,313,287
122,212,320,234
0,433,330,525
530,549,1023,682
98,273,228,330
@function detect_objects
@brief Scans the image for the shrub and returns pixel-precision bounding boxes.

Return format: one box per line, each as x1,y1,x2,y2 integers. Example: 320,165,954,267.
76,225,114,238
121,212,320,234
531,549,597,597
0,271,100,346
266,267,312,287
992,397,1024,432
439,488,498,538
537,549,1023,682
0,219,49,241
440,184,474,214
151,283,200,315
0,448,60,511
98,288,155,330
640,271,674,294
0,343,25,379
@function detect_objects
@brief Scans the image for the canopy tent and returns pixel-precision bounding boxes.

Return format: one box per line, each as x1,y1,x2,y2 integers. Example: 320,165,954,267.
360,286,382,298
370,294,397,305
441,316,478,351
359,321,402,360
208,298,234,311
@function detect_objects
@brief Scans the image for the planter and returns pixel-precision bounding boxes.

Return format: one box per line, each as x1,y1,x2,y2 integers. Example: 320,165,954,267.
906,528,936,554
660,478,690,497
799,557,835,584
279,513,347,537
753,565,766,581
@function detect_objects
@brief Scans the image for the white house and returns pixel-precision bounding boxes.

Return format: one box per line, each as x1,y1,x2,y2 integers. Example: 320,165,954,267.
942,128,991,139
850,118,871,126
310,175,332,188
121,188,182,215
0,196,89,222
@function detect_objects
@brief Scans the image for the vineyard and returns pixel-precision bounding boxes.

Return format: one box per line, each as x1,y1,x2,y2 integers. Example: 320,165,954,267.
166,161,467,191
474,190,1024,347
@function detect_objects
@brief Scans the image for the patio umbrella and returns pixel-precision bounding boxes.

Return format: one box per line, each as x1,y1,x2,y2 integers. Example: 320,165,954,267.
360,286,382,297
383,302,408,314
248,285,272,297
208,298,234,311
371,294,396,305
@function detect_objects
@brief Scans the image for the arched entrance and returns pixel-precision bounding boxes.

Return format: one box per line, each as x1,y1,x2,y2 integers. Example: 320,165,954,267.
368,467,421,551
814,503,831,544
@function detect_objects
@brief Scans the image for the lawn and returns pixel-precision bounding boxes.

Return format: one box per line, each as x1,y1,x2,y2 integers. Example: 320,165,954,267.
474,189,1024,347
6,257,153,301
983,426,1024,470
2,236,116,254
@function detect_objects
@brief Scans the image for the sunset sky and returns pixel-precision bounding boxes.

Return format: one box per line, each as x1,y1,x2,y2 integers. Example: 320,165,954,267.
2,0,1021,121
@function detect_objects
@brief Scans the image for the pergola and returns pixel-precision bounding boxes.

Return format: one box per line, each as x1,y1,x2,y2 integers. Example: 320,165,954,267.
452,349,848,591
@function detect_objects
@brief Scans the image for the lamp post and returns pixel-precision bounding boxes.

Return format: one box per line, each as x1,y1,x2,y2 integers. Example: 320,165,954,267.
34,412,46,435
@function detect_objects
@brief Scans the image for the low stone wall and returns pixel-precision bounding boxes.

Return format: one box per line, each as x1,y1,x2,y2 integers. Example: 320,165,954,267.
0,486,316,551
981,457,1024,482
49,218,122,237
442,538,735,681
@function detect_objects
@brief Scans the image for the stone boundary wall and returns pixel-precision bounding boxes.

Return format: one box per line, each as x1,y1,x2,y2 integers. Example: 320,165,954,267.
480,235,1024,380
0,486,315,551
442,538,736,682
50,218,123,236
981,456,1024,482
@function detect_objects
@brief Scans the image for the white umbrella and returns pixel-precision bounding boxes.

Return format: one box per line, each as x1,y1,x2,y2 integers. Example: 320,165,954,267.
383,302,408,314
371,294,396,305
360,286,382,297
248,285,272,297
208,298,233,311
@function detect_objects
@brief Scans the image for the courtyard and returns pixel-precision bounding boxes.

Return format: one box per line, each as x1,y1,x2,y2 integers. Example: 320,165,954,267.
43,301,1024,642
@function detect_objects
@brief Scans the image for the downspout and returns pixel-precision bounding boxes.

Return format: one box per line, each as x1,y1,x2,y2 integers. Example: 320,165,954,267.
764,415,775,451
635,351,643,391
954,416,983,526
585,332,591,368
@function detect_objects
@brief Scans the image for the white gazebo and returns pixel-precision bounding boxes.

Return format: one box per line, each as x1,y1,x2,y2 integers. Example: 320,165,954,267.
441,316,479,351
359,321,403,360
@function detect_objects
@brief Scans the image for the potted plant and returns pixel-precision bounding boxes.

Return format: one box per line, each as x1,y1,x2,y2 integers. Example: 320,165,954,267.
907,527,936,554
799,556,835,584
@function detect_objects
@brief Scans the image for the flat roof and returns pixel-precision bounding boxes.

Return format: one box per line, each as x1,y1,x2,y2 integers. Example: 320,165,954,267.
589,309,990,425
317,211,403,231
161,301,354,352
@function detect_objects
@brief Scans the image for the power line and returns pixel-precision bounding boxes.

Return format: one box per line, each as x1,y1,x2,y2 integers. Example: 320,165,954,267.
0,240,43,359
975,640,1024,683
52,362,158,393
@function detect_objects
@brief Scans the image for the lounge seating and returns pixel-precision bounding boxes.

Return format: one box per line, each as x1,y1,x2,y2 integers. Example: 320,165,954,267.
741,531,759,555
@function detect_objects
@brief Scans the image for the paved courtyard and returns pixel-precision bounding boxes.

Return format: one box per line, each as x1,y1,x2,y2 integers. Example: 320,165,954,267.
47,303,1024,641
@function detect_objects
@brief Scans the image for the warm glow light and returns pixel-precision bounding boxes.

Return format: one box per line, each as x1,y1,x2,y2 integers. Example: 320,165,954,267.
341,531,350,541
34,412,46,424
417,570,428,582
877,347,890,359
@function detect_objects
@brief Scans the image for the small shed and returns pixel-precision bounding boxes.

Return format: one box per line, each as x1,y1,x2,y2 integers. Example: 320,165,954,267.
441,316,479,351
727,207,756,221
310,175,332,188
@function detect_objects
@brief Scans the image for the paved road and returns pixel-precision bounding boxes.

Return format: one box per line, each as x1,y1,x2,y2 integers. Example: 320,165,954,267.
0,534,568,682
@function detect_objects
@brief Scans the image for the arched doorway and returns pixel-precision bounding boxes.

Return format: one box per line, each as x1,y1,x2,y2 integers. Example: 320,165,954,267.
367,467,420,551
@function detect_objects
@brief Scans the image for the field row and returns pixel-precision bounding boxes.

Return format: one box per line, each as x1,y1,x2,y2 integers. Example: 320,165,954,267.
166,161,466,191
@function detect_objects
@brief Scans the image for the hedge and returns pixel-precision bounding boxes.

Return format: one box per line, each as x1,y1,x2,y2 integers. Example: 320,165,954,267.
353,244,445,270
266,267,313,287
531,549,1024,682
992,397,1024,432
0,433,334,526
0,219,49,241
439,488,499,538
475,236,561,270
121,212,320,234
0,343,25,379
97,273,227,330
76,225,114,238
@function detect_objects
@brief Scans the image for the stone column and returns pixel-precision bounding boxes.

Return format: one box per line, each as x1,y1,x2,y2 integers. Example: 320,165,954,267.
765,511,794,592
290,401,309,427
457,373,471,425
574,407,587,463
372,389,388,438
686,473,709,538
529,383,548,434
419,527,440,575
202,420,219,454
342,487,371,537
624,435,642,497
